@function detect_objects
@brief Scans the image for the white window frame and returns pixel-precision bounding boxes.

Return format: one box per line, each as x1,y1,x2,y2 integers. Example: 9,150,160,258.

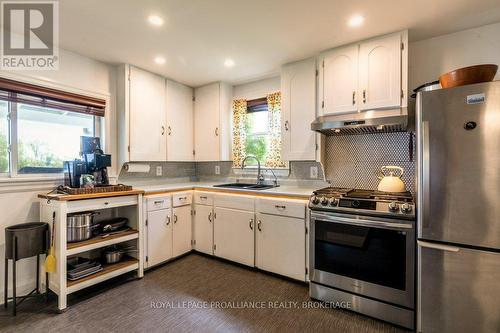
3,100,100,179
231,109,289,172
0,74,110,184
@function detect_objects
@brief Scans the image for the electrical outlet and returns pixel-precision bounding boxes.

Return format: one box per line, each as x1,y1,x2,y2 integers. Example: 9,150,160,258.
215,165,220,175
310,166,318,179
156,166,162,176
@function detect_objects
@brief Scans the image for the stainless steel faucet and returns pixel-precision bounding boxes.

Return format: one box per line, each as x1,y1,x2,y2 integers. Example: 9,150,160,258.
241,155,264,185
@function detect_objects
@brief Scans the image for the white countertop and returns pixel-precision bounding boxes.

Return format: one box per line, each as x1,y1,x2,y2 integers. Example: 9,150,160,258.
129,180,318,199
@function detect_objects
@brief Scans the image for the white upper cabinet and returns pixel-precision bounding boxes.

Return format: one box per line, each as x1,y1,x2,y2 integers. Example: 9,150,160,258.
281,58,317,161
358,33,401,110
129,66,166,161
193,82,232,161
166,80,194,161
117,65,198,164
318,31,407,116
320,45,359,115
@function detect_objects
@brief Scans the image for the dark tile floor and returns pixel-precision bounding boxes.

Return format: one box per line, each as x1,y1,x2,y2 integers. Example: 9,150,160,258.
0,253,406,333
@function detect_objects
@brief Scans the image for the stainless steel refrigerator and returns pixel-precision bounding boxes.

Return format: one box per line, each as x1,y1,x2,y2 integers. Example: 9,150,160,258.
416,81,500,333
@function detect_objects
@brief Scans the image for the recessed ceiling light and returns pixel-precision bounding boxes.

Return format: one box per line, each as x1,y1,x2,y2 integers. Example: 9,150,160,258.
224,58,235,68
348,15,364,28
154,56,166,65
148,15,164,26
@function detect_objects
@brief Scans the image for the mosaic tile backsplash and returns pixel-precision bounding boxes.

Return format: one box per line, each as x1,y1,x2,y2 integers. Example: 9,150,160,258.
324,132,416,192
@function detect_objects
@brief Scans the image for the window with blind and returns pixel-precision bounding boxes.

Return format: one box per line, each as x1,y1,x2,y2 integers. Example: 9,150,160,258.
0,77,106,175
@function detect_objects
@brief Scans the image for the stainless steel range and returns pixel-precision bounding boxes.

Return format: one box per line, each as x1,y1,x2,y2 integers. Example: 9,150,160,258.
309,187,415,329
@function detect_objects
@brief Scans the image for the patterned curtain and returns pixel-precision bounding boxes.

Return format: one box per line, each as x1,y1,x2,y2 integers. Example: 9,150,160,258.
232,99,247,167
265,92,286,168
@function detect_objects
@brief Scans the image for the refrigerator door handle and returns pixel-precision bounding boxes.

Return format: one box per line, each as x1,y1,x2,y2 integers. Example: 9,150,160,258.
422,120,431,228
418,240,460,252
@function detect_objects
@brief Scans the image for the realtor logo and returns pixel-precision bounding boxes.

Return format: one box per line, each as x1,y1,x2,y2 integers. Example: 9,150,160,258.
1,1,59,70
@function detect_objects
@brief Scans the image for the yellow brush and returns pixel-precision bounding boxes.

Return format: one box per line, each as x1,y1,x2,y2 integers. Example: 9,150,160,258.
45,212,56,273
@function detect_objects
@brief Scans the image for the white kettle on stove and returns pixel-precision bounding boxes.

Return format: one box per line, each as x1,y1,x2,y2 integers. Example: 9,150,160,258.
377,166,406,193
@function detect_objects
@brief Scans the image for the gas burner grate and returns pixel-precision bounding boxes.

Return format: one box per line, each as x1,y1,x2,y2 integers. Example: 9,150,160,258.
313,187,413,202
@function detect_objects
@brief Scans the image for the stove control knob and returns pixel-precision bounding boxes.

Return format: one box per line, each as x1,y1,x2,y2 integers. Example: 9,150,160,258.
311,196,320,205
330,198,339,206
321,197,329,206
401,203,413,214
388,202,400,212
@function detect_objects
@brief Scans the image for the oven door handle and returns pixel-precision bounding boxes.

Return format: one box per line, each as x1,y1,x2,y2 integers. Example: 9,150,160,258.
311,212,413,230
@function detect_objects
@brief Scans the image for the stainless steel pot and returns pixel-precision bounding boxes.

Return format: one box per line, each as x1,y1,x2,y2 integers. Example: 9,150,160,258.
104,249,123,264
103,245,138,264
67,212,99,243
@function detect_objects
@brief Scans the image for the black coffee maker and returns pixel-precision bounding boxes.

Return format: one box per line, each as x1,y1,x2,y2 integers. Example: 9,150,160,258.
64,137,111,188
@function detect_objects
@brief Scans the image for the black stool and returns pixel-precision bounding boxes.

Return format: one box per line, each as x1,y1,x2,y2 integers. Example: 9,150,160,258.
4,222,49,316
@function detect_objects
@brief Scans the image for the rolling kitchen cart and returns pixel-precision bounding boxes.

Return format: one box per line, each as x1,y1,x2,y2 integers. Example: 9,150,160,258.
38,190,144,312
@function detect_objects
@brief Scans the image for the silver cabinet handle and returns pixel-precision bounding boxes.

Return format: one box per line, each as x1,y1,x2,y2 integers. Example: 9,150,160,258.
154,200,163,205
161,125,165,135
174,214,178,223
215,127,219,136
352,91,356,105
418,240,460,252
208,212,212,222
200,196,208,200
257,220,262,232
166,216,171,225
275,205,286,210
178,196,187,201
362,90,366,103
249,219,254,230
168,126,172,135
284,120,289,131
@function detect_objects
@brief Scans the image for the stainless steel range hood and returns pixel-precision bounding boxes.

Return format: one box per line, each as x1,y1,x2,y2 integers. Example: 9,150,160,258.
311,107,411,135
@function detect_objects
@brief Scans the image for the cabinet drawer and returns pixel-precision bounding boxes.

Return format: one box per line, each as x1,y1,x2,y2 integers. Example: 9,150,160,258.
256,198,306,219
146,195,171,211
194,191,213,206
214,193,254,211
173,192,192,207
67,195,139,213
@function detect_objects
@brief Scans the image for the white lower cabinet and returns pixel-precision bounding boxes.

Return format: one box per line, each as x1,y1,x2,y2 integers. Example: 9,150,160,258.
256,213,306,281
146,208,173,267
145,191,307,281
213,207,255,267
172,205,192,257
193,204,214,255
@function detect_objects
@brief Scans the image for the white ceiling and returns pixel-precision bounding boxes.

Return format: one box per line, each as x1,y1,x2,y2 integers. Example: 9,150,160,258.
59,0,500,87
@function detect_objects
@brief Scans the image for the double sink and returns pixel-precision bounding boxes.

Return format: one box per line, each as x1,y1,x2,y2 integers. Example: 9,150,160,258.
213,183,278,191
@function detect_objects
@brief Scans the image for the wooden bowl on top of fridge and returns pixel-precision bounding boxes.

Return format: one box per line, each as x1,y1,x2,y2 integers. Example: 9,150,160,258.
439,64,498,88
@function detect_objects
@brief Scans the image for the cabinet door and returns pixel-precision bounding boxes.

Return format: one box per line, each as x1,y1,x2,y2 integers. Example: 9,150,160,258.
320,45,359,115
146,208,172,267
166,80,194,161
129,66,166,161
172,205,192,257
193,204,213,255
255,213,306,281
281,58,317,161
213,207,254,267
358,33,401,110
194,83,220,161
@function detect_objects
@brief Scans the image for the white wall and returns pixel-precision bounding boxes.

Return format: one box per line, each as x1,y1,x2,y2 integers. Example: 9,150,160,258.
233,76,281,100
0,47,117,304
409,22,500,90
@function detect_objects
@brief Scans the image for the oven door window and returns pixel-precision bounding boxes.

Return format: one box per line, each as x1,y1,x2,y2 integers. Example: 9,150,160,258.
315,220,406,290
